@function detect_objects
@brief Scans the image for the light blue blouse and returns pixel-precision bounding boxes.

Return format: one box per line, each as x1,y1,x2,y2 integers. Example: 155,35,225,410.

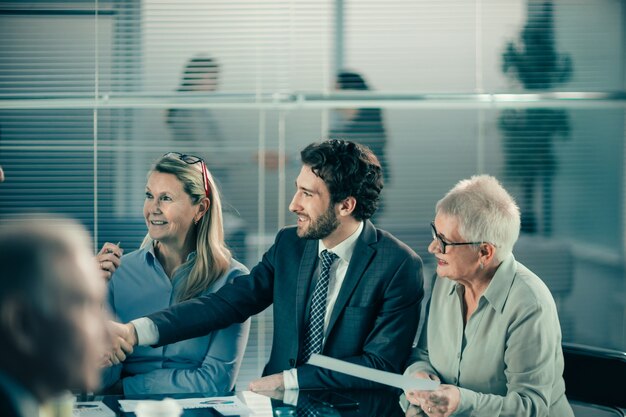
100,244,250,395
404,254,574,417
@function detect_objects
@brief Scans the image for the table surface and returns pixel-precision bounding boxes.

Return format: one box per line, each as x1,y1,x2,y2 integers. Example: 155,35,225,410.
92,389,407,417
89,391,626,417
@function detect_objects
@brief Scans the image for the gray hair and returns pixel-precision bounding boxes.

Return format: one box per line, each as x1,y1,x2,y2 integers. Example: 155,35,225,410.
435,175,520,262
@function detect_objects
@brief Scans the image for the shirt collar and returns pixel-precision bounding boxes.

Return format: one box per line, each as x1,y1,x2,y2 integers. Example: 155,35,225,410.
446,254,517,314
481,253,516,313
143,241,197,265
318,221,364,263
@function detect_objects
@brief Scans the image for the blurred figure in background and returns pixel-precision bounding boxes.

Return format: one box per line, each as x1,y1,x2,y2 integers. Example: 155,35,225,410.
165,57,247,262
166,57,227,182
402,175,573,417
0,216,110,417
330,71,388,217
330,71,389,185
98,152,250,395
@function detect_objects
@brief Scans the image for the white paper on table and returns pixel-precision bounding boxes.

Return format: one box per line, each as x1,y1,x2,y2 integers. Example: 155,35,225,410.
308,354,440,391
73,401,115,417
118,395,251,416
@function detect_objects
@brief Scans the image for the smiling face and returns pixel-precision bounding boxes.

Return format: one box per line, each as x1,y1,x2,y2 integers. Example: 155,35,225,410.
428,213,482,282
143,171,200,246
289,165,340,240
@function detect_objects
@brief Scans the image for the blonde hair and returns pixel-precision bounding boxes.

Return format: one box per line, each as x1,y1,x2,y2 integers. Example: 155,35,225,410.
141,155,231,302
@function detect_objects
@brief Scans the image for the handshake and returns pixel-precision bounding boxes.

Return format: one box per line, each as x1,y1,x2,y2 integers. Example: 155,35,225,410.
101,321,138,367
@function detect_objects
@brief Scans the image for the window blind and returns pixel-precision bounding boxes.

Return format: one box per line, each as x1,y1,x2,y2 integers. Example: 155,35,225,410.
0,1,624,382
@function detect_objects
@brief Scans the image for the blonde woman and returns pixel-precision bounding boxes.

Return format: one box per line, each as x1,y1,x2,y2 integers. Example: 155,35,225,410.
98,152,250,394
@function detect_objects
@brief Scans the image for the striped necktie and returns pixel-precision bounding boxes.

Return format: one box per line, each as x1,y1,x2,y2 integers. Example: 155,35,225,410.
301,249,339,362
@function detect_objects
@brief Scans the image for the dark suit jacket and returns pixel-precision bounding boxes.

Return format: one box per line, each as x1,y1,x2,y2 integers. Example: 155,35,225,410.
0,388,19,417
149,220,424,389
0,375,37,417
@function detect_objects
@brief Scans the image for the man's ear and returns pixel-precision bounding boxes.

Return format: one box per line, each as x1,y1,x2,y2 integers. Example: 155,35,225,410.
0,299,39,355
337,196,357,217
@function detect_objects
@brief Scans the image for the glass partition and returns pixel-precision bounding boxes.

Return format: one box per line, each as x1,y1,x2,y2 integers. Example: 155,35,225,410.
1,0,624,388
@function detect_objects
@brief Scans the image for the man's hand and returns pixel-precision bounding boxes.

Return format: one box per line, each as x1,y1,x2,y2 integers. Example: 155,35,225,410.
106,321,137,365
248,373,285,392
253,390,285,402
98,353,112,368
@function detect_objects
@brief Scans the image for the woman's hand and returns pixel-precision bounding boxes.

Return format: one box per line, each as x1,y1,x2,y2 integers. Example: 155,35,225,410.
410,371,441,382
406,384,460,417
405,404,427,417
96,242,123,281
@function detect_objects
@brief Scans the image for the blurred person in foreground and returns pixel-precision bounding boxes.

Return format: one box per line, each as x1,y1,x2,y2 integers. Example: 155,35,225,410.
109,139,423,393
98,152,250,394
402,175,573,417
0,217,110,417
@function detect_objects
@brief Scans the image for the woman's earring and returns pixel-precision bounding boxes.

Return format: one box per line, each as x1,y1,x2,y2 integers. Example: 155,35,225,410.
479,262,484,270
194,218,199,225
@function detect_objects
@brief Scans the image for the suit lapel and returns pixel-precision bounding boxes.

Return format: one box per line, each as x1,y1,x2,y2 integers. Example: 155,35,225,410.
296,239,319,340
325,220,377,338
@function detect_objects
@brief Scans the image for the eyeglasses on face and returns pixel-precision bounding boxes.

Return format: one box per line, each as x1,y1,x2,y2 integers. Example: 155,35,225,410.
162,152,210,198
430,222,484,254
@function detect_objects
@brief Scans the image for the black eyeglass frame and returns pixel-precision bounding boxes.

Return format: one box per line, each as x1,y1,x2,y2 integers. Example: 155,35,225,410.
430,222,485,254
162,152,210,198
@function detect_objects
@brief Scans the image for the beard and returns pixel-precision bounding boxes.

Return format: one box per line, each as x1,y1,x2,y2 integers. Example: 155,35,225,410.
297,203,340,240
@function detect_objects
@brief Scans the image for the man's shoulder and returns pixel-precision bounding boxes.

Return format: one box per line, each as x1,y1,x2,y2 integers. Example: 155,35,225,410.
372,225,420,260
276,225,298,237
274,225,305,247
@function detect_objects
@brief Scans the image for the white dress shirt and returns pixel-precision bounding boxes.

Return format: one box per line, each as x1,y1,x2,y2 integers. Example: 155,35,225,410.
283,221,364,390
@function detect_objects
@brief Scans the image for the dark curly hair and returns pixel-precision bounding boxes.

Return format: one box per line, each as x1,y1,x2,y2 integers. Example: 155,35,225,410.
300,139,383,221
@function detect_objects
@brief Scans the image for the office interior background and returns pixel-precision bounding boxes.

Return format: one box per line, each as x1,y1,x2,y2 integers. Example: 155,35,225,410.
0,0,624,389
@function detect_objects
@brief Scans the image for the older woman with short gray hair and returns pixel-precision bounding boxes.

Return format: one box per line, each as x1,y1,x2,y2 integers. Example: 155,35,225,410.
403,175,573,417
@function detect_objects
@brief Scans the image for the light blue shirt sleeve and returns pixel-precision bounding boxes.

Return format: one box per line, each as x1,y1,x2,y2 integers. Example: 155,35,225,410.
122,312,251,394
101,247,251,395
100,276,123,389
99,361,122,389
